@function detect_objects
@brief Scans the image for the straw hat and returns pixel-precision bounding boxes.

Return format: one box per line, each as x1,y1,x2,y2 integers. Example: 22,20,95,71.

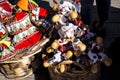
52,4,58,11
69,10,78,20
77,42,86,52
65,50,73,59
52,14,61,23
17,0,29,11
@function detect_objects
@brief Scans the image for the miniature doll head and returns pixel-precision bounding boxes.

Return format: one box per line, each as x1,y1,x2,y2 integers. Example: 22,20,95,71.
52,4,58,11
52,14,61,23
68,10,78,21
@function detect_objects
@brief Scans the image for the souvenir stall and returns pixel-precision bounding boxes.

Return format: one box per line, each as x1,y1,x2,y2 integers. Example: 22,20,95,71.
0,0,112,80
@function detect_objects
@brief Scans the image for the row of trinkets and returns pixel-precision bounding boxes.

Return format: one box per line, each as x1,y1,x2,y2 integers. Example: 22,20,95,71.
0,0,112,79
42,0,112,74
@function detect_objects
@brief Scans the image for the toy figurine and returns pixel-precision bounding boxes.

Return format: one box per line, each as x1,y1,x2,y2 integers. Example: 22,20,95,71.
98,52,112,66
43,50,63,67
72,0,81,15
52,14,68,27
58,1,76,16
30,6,50,26
73,38,86,57
58,23,78,39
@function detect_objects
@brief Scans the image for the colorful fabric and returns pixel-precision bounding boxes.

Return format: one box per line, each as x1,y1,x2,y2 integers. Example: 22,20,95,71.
6,12,42,51
0,39,15,61
0,23,8,40
17,0,29,11
0,0,12,22
17,0,38,11
31,7,49,21
28,0,38,10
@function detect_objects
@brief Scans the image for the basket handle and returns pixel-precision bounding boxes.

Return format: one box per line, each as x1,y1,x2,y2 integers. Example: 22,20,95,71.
59,60,86,71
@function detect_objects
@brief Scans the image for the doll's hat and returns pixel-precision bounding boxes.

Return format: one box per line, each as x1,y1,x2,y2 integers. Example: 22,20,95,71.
69,10,78,20
15,12,28,21
17,0,29,11
52,4,58,11
52,14,61,23
17,0,38,11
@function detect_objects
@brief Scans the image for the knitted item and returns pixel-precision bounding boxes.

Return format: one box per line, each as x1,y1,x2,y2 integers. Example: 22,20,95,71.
17,0,38,11
31,7,49,21
29,0,38,10
0,0,12,22
0,39,15,61
6,12,42,51
17,0,29,11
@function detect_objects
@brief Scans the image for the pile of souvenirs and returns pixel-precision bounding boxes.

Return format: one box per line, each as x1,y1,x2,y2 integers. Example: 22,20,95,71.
0,0,112,79
42,0,112,74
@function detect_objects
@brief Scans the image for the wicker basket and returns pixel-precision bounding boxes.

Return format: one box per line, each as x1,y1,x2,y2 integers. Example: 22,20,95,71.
0,57,33,79
0,37,49,63
0,37,49,79
48,60,100,80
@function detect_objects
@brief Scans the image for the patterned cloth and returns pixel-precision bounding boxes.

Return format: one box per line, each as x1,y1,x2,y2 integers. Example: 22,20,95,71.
6,12,42,51
0,0,12,22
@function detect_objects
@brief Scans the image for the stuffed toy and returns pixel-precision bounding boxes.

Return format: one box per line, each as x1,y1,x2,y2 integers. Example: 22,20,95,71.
73,38,86,57
30,6,50,27
58,1,77,16
52,14,68,27
58,23,78,39
68,10,78,21
72,0,81,15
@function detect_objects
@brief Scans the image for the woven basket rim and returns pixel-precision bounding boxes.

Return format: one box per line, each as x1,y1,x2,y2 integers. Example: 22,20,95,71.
0,37,49,63
48,60,88,79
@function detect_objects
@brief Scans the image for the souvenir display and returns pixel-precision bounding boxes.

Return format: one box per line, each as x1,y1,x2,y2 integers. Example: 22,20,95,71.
0,0,112,80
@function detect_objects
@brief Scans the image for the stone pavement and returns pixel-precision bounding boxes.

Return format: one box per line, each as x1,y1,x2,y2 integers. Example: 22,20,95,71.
1,0,119,80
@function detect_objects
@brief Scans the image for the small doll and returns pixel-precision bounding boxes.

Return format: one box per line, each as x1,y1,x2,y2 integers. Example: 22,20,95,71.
46,39,73,54
98,52,112,66
72,38,86,57
58,23,78,39
75,24,89,38
58,1,77,16
44,48,73,67
30,6,50,27
52,14,68,27
72,0,81,15
52,0,77,16
87,42,112,73
68,9,79,23
43,50,63,67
